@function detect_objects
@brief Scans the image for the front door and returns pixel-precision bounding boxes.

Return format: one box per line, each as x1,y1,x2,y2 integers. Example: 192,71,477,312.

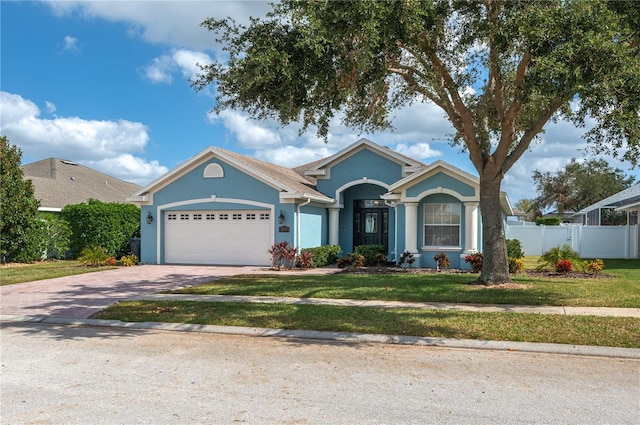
353,200,388,251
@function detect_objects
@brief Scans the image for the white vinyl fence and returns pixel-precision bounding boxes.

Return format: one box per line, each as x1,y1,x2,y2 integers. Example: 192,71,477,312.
505,222,639,259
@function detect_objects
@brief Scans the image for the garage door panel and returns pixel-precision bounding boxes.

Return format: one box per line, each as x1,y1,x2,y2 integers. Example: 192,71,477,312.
164,210,272,265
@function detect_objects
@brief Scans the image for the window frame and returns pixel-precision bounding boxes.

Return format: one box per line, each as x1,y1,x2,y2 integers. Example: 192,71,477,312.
422,202,462,249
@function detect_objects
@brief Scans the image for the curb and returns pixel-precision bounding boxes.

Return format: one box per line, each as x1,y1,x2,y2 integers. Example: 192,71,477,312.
2,314,639,360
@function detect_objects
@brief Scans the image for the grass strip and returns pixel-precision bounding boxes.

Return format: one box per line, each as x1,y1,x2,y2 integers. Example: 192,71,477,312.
92,301,640,348
0,261,117,286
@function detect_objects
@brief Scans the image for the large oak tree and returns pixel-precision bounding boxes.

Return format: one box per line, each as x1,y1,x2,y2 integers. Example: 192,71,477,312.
193,0,640,285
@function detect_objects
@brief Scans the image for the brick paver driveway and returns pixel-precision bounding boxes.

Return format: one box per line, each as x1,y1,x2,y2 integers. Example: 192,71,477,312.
0,265,337,319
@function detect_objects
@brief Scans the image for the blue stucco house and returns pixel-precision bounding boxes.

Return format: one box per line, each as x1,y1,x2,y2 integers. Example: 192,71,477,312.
128,139,512,268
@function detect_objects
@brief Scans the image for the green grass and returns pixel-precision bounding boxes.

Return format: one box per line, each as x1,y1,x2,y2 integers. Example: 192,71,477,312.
0,260,117,286
167,259,640,308
92,300,640,348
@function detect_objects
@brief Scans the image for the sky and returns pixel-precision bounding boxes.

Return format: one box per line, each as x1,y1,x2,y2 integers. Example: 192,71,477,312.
1,0,638,205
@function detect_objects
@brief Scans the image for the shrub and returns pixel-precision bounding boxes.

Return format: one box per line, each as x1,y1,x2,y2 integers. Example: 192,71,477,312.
120,254,138,267
373,253,388,266
0,136,41,263
464,252,483,273
508,257,525,274
337,253,365,269
433,252,450,270
298,251,314,269
399,251,415,268
585,259,605,275
535,216,561,226
78,245,110,267
300,245,341,267
105,256,117,266
354,244,386,266
537,245,583,272
269,241,298,270
11,219,48,263
556,259,573,274
61,199,140,258
40,213,71,259
506,239,524,259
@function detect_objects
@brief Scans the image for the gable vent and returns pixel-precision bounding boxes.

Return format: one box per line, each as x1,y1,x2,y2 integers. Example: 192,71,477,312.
204,163,224,178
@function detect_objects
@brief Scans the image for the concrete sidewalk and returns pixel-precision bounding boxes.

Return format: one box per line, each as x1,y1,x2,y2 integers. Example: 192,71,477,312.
129,294,640,317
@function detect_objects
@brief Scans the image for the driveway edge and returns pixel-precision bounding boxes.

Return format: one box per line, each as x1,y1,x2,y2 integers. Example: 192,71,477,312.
2,314,638,359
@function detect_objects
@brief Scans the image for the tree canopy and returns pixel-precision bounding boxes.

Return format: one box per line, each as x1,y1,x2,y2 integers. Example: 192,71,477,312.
194,0,640,284
0,136,41,263
532,158,635,214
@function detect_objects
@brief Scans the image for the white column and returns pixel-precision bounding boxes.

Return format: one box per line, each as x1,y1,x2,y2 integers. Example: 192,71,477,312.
464,202,478,252
404,202,419,253
328,207,340,246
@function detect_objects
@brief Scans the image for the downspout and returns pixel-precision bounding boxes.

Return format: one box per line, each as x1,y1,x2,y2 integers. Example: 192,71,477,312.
385,200,398,266
296,196,312,248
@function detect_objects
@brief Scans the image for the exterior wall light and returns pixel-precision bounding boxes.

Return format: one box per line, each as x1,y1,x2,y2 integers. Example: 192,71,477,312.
146,211,154,224
278,211,285,224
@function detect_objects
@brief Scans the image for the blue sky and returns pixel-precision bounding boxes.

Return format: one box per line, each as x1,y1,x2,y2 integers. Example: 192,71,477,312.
2,1,638,204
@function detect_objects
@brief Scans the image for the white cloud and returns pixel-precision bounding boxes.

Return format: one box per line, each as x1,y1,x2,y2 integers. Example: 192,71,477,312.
144,55,174,84
85,154,168,186
143,49,213,84
63,35,79,51
44,101,57,114
393,143,442,161
44,1,272,51
173,49,212,79
0,91,167,184
208,110,283,149
255,145,334,167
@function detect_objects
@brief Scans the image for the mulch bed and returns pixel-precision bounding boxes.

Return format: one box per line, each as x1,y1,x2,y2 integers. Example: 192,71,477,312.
338,266,615,280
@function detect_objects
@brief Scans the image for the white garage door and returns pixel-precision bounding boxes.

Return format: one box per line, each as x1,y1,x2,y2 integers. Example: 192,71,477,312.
164,210,272,265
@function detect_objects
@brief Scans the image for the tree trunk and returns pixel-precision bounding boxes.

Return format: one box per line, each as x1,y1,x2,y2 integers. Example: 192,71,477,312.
476,170,512,285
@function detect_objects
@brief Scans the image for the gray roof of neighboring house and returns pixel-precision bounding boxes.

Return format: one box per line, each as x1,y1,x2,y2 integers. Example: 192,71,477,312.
574,183,640,215
22,158,141,210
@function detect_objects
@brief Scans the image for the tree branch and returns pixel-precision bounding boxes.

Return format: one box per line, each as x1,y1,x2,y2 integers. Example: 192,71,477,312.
502,96,570,174
493,51,532,167
427,51,486,170
387,64,464,134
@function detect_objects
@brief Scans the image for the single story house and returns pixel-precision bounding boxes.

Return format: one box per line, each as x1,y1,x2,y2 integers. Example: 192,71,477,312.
128,139,512,268
22,158,140,212
573,183,640,226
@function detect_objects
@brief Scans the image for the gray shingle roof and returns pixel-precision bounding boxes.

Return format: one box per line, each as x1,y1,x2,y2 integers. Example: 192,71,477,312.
22,158,141,210
216,148,330,200
575,183,640,214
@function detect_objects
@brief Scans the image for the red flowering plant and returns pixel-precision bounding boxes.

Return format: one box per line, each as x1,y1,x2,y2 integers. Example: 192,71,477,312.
464,252,483,273
555,259,573,274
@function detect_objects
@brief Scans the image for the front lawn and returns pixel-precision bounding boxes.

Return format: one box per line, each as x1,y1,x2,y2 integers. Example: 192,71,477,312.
92,301,640,348
0,261,117,286
166,259,640,308
91,259,640,347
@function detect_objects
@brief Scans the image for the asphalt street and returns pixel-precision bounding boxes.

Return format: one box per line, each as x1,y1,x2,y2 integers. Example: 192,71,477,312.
2,322,638,425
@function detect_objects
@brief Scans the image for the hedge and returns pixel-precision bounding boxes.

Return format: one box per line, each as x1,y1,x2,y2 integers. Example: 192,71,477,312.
61,199,140,258
301,245,341,268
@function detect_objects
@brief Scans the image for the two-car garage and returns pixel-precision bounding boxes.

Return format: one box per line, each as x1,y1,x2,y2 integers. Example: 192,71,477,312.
163,210,273,266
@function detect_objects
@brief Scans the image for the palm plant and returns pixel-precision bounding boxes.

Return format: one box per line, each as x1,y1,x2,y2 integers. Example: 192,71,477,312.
78,245,109,267
537,245,584,272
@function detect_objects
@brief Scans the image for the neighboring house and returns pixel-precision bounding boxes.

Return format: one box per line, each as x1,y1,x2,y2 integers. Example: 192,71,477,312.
22,158,141,212
128,139,513,268
573,183,640,226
